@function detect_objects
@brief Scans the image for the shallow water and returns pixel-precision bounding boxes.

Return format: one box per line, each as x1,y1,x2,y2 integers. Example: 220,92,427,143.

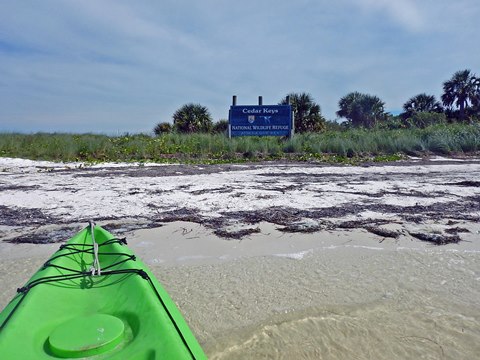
1,223,479,359
205,300,479,360
146,227,480,359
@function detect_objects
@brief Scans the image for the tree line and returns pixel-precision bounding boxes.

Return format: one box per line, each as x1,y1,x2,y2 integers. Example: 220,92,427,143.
154,69,480,135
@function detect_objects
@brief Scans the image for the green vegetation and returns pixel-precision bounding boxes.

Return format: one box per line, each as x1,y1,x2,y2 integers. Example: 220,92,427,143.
151,69,479,139
172,103,213,133
279,92,326,132
404,112,447,129
1,123,479,164
401,93,444,120
153,122,172,135
336,92,387,128
2,69,479,165
212,119,229,134
442,69,480,121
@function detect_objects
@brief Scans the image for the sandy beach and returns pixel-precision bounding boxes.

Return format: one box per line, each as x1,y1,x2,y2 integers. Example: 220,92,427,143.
1,157,480,359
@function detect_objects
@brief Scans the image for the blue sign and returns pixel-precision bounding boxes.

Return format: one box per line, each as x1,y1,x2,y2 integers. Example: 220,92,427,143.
229,105,292,137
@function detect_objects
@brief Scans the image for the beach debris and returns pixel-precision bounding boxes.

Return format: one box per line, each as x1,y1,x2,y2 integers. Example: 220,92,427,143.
156,207,205,224
364,226,400,239
228,206,303,226
338,220,363,229
278,219,323,233
214,227,261,240
0,184,40,192
444,227,470,235
5,226,80,244
446,220,459,225
256,194,274,200
446,180,480,187
155,208,227,231
189,186,233,195
0,205,57,227
263,184,299,193
409,232,461,245
402,215,424,223
338,219,390,229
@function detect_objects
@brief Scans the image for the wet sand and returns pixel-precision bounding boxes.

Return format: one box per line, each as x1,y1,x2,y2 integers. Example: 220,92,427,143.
1,157,480,358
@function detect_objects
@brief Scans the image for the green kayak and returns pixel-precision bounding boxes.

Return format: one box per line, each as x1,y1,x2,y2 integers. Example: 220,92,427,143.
0,223,207,359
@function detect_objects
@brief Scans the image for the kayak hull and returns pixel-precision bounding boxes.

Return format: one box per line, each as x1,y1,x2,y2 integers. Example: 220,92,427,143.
0,225,206,359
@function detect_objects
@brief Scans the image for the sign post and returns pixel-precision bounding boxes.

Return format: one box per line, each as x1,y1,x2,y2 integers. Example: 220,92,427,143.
228,96,293,138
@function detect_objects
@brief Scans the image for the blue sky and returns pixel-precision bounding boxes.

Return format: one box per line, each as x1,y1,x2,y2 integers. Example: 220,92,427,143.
1,0,479,133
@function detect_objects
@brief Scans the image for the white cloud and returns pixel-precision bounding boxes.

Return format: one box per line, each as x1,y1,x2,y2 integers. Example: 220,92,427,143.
354,0,424,31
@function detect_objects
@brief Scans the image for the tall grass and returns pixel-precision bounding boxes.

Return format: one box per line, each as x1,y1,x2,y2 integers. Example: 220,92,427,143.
1,123,479,164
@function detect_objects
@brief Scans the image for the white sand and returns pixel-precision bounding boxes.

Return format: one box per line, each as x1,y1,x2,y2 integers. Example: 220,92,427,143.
1,157,480,233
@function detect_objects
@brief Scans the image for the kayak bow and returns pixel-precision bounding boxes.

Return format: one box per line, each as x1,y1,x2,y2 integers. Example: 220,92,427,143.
0,223,207,359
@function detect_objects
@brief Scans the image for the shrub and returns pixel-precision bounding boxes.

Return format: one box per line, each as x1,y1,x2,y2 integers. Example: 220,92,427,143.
212,119,229,134
324,120,346,131
279,93,326,133
405,112,447,128
153,122,173,136
376,115,407,130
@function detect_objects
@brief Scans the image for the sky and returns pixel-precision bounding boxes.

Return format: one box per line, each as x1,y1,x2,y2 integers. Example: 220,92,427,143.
1,0,479,134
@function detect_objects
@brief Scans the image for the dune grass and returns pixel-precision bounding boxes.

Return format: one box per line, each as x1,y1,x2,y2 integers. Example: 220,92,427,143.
1,123,479,164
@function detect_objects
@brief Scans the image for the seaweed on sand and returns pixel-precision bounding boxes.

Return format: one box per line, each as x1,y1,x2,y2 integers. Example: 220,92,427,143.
0,205,56,226
364,226,400,239
5,226,79,244
156,207,204,224
228,207,304,226
337,219,391,229
444,227,470,235
409,232,461,245
278,223,323,233
214,227,261,239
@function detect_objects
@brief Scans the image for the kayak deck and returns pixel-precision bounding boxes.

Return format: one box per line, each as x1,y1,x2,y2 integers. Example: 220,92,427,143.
0,224,206,359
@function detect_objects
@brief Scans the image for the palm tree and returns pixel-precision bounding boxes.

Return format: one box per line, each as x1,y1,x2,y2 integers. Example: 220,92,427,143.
173,103,213,133
441,69,480,121
336,92,386,128
401,93,443,120
279,93,326,132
